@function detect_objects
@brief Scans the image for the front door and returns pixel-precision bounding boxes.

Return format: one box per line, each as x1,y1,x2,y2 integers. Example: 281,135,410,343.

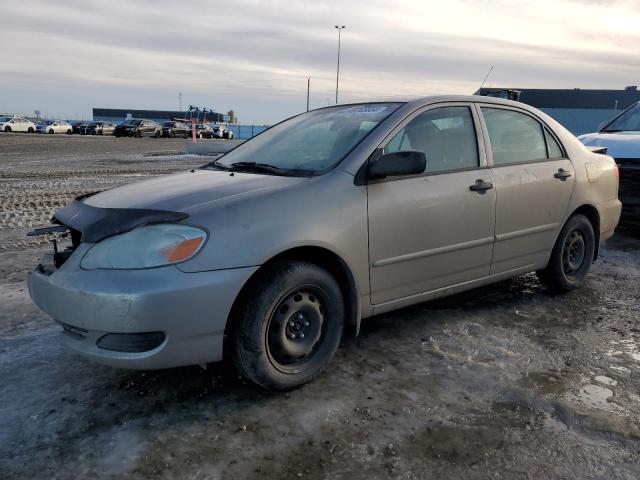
478,105,576,274
367,104,497,305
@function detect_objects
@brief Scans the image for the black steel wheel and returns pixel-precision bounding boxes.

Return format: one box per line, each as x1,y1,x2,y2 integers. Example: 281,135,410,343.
233,261,344,390
537,214,595,292
266,287,330,373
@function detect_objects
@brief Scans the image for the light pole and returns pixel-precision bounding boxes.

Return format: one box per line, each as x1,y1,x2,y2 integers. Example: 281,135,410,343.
306,77,310,112
179,92,182,112
334,25,345,104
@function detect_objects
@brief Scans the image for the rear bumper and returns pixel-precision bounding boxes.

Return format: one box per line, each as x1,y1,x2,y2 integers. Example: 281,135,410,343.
598,198,622,240
27,247,257,369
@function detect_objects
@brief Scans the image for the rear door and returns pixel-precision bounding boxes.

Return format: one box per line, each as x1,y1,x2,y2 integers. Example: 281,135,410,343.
367,103,496,305
478,105,575,274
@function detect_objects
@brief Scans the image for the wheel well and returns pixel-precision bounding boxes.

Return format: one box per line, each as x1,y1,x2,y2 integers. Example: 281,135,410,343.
571,204,600,260
224,246,360,353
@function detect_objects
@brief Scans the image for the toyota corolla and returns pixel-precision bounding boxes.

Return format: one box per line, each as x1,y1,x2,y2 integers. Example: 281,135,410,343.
28,95,621,390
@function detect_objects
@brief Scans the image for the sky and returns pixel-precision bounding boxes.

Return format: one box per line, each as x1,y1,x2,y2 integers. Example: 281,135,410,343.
1,0,639,124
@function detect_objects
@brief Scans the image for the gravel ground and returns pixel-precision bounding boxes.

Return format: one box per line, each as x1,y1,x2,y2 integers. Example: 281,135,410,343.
1,134,639,480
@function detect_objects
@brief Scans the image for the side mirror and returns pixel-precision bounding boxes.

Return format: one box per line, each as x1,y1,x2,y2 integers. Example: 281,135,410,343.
368,150,426,180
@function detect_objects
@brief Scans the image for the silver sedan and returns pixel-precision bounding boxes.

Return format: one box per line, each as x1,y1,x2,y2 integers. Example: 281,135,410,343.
28,95,621,390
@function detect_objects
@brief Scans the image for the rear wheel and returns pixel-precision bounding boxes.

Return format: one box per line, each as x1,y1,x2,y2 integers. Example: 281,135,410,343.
28,127,34,133
233,261,344,390
154,130,161,138
66,129,72,134
48,129,54,134
5,126,11,133
537,214,595,292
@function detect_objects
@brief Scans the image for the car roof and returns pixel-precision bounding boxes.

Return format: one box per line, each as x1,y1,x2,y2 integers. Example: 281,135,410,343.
335,94,531,109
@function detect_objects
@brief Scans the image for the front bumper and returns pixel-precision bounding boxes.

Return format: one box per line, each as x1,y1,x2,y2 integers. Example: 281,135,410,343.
27,246,258,369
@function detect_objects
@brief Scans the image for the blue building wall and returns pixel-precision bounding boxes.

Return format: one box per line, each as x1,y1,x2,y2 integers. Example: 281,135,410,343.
540,108,620,136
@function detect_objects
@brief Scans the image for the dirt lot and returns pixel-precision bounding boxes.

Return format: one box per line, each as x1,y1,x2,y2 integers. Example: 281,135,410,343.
1,133,639,480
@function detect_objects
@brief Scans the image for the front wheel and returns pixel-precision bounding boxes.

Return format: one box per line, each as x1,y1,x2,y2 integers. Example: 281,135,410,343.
537,214,595,292
48,129,54,134
232,261,344,390
66,129,72,134
28,127,34,133
5,126,11,133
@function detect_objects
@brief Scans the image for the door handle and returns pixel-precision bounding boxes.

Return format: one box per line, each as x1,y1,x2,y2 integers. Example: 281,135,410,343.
554,168,572,180
469,179,494,193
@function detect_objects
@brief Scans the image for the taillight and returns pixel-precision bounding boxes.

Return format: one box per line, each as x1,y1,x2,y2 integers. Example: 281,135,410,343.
614,163,620,186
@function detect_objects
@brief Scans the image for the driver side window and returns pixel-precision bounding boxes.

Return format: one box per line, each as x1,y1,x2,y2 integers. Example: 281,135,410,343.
384,106,479,174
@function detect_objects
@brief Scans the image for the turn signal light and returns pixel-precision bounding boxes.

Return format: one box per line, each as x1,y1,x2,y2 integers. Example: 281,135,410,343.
161,237,205,263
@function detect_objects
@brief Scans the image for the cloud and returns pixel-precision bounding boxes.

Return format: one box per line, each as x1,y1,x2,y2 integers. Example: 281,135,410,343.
0,0,638,123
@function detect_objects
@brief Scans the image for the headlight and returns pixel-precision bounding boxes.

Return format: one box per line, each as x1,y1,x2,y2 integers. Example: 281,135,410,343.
81,224,207,270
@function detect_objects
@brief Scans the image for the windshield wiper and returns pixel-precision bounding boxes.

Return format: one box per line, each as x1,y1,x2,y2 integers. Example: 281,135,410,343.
600,129,626,133
227,162,313,176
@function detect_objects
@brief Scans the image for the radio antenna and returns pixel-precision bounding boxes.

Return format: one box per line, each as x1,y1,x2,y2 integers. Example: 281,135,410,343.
479,65,494,91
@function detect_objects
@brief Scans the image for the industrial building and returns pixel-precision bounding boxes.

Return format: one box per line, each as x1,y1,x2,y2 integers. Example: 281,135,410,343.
92,108,238,124
476,86,640,135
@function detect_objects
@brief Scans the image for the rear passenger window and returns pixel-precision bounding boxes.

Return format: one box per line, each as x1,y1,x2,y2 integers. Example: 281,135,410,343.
384,106,479,173
481,108,547,165
545,129,564,158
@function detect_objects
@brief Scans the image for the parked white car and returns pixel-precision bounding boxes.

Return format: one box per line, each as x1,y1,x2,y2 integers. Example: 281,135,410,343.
36,120,73,135
0,116,36,133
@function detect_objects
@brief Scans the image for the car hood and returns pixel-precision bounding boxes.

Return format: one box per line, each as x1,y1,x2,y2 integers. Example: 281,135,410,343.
579,132,640,158
84,168,309,213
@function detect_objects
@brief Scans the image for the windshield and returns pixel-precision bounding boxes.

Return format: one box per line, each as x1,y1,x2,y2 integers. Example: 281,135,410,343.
601,103,640,132
162,121,174,127
120,119,141,126
215,103,402,173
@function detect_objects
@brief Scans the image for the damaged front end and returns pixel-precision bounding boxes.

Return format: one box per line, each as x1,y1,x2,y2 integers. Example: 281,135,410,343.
28,192,189,269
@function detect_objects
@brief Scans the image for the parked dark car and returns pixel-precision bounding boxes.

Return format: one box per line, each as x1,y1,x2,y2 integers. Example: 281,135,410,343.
195,123,214,138
580,101,640,226
114,119,162,138
161,121,190,138
71,121,89,134
81,121,116,136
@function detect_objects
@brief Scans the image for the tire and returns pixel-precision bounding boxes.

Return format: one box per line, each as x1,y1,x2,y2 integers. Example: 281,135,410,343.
5,126,11,133
28,127,34,133
66,129,72,134
48,129,54,134
232,261,344,390
536,214,595,293
154,130,161,138
135,130,142,138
